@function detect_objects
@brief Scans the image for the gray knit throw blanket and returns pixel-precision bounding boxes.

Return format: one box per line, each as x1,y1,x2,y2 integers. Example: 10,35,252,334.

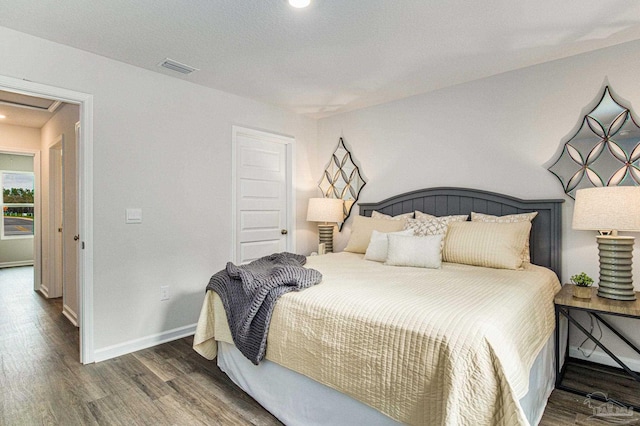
207,252,322,365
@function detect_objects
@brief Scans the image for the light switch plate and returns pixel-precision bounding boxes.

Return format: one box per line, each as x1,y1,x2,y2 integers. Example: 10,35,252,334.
125,208,142,224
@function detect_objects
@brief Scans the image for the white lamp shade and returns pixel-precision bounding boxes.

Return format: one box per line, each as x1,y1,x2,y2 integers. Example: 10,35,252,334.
307,198,344,223
573,186,640,232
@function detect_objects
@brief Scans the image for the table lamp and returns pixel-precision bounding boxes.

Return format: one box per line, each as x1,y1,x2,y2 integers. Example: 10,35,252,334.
572,186,640,301
307,198,344,253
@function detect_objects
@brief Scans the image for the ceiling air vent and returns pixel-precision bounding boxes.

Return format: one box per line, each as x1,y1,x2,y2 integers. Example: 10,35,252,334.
158,58,199,75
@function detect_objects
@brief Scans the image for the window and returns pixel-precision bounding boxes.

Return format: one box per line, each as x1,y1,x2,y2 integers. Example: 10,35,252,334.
1,171,35,239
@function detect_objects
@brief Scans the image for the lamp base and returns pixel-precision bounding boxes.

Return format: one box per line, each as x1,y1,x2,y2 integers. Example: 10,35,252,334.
318,224,335,253
597,236,636,301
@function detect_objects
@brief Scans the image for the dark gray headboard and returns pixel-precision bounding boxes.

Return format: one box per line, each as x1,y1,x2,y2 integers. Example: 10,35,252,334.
359,187,564,277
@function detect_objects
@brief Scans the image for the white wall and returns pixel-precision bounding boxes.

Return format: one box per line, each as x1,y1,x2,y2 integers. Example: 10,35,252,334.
318,39,640,366
0,25,318,356
0,126,39,266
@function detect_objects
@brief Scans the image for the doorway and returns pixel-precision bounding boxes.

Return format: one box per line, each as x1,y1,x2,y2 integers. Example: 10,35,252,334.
0,75,94,363
232,126,295,263
44,136,64,300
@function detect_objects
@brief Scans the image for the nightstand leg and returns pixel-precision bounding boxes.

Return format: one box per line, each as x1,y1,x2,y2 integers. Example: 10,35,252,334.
592,313,640,357
562,310,640,381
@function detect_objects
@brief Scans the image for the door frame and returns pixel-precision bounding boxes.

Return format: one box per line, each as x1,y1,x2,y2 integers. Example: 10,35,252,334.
231,126,295,263
0,75,94,364
47,135,64,299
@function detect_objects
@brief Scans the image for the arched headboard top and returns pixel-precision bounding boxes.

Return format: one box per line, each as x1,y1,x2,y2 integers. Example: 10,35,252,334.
359,187,564,277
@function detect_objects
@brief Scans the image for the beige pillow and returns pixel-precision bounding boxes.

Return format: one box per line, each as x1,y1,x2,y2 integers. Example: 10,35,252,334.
344,215,407,254
471,212,538,263
414,211,468,222
372,210,414,220
443,221,531,270
385,234,443,269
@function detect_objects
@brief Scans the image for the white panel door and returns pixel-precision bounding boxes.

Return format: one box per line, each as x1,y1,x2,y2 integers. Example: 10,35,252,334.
234,128,292,263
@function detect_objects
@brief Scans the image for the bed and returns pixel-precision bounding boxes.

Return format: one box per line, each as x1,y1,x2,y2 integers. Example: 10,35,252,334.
194,187,564,426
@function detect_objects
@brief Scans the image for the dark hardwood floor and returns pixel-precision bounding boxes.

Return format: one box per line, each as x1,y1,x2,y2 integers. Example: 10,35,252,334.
1,265,639,425
0,266,282,426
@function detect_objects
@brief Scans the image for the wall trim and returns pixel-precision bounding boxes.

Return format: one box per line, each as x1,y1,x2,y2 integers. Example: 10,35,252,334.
39,284,50,298
93,324,197,363
0,260,34,268
569,346,640,373
47,135,64,299
62,303,79,327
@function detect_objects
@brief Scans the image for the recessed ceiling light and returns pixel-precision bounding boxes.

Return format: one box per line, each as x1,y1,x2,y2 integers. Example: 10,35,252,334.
289,0,310,8
0,114,6,119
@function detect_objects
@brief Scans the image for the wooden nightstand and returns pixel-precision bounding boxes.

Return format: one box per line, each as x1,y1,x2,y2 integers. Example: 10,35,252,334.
555,284,640,409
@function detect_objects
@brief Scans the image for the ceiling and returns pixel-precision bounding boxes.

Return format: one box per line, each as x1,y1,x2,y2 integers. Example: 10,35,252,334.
0,90,61,128
0,1,640,119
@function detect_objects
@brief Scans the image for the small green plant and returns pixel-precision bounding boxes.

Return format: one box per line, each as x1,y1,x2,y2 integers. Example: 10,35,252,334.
570,272,594,287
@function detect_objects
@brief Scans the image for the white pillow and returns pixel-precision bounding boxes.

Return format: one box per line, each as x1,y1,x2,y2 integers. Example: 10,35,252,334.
385,234,444,269
344,215,407,253
364,229,414,262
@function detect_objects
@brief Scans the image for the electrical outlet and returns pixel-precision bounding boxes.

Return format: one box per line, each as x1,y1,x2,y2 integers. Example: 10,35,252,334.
160,285,170,301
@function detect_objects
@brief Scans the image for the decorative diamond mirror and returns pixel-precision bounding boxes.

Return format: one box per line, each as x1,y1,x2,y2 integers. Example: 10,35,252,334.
548,86,640,199
319,138,367,231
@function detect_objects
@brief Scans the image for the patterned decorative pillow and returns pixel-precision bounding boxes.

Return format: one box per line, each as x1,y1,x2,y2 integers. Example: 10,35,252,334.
414,211,436,220
404,215,468,236
471,211,538,263
372,210,414,220
414,211,468,222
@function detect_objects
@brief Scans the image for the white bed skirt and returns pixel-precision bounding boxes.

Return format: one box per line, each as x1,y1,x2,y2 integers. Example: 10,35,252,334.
217,335,555,426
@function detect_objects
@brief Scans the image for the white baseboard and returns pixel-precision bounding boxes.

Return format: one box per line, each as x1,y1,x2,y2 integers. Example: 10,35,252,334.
569,346,640,373
0,260,34,268
93,323,197,363
39,284,50,298
62,304,79,327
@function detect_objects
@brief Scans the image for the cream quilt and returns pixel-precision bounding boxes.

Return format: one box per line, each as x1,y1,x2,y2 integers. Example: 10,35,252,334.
194,252,560,426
